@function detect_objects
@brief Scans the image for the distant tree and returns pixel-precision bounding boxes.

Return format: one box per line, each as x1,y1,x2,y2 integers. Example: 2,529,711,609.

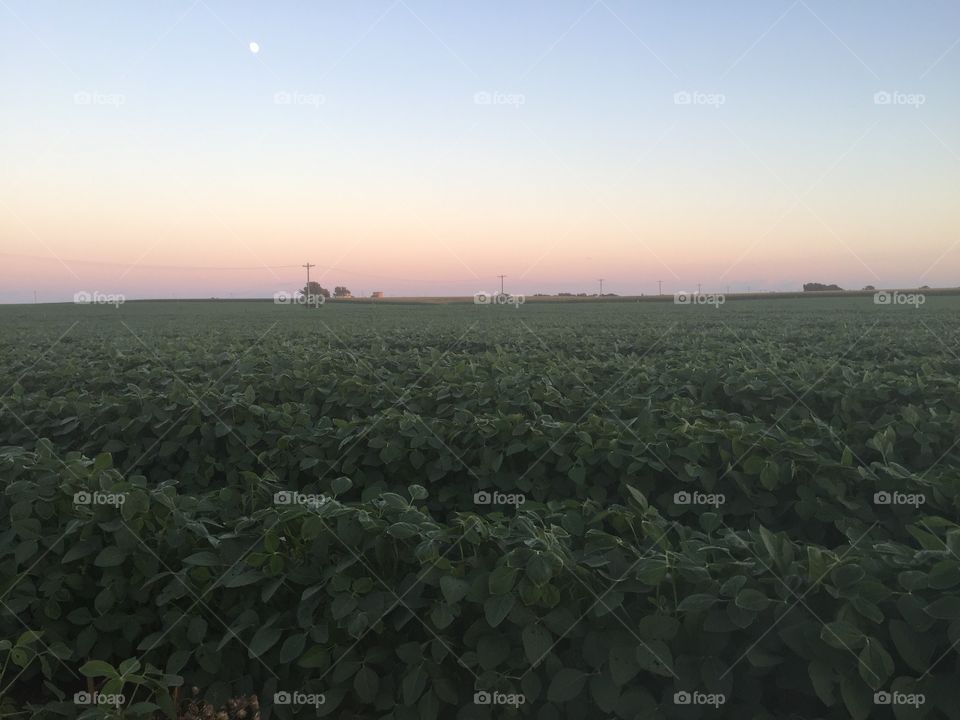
334,286,352,297
920,285,930,290
302,282,330,298
803,282,843,292
558,292,573,297
862,285,876,291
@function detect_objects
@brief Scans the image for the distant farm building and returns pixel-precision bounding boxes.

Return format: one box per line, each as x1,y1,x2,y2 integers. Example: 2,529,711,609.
372,291,384,298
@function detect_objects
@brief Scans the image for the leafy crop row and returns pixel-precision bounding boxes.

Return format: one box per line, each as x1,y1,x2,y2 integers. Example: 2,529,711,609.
1,300,959,718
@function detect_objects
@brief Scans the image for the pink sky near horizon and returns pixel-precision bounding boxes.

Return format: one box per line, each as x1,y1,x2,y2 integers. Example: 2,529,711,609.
2,2,959,302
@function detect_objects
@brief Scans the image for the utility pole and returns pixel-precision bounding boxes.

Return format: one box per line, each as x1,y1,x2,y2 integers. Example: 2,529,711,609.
658,280,662,296
597,279,604,296
303,262,316,307
497,274,506,295
697,283,701,295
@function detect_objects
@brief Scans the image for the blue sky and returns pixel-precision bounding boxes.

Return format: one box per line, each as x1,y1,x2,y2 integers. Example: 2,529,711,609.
1,1,958,300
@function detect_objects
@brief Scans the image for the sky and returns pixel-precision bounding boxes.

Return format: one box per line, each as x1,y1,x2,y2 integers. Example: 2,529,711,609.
1,0,958,301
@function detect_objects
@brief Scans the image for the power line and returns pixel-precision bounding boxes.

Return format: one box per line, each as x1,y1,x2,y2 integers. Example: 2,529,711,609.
0,252,473,285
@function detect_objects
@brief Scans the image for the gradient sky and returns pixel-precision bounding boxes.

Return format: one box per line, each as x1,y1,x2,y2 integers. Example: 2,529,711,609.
1,0,958,301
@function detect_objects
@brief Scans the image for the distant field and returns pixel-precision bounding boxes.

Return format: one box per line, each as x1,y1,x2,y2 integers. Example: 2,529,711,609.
2,297,959,718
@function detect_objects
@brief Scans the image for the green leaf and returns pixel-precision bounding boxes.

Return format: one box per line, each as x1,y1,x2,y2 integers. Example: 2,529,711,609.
521,624,552,666
298,645,329,669
331,476,352,494
402,664,427,705
80,660,117,678
93,546,126,567
439,576,469,604
821,621,865,650
166,649,191,675
760,460,779,490
93,452,113,470
477,635,510,670
735,588,770,612
609,645,640,685
354,666,379,703
118,658,141,676
677,593,718,612
547,668,587,703
635,640,674,677
808,660,835,706
279,633,307,663
831,564,865,588
840,676,873,720
488,566,518,595
484,594,515,628
248,626,282,658
858,637,894,690
637,615,680,641
925,596,960,619
386,522,420,539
